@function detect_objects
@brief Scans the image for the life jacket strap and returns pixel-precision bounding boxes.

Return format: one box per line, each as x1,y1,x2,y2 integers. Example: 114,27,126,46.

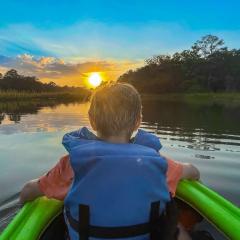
65,201,163,240
78,204,89,240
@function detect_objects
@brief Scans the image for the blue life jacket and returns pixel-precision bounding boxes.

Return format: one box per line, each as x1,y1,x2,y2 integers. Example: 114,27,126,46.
62,127,170,240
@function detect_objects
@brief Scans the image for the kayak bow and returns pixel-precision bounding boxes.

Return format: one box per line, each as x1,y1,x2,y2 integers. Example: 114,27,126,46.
0,181,239,240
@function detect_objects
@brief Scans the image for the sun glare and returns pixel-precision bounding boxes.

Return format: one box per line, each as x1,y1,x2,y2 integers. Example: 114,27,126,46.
88,73,102,88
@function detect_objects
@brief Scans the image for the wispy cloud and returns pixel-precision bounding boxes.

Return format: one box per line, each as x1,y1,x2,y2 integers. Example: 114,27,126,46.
1,21,240,59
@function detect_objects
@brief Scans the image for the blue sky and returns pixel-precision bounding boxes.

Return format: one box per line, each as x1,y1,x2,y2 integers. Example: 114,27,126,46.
0,0,240,85
1,0,240,30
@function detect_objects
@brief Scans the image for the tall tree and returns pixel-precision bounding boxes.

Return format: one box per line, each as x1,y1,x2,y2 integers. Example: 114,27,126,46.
191,35,226,58
3,69,20,79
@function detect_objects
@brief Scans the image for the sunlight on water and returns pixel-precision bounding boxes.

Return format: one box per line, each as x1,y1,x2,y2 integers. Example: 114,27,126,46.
0,103,90,134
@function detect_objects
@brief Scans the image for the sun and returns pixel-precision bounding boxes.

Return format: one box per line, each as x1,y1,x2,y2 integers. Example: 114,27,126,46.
88,73,102,88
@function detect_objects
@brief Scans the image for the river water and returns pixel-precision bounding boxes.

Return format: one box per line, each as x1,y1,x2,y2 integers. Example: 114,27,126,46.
0,99,239,239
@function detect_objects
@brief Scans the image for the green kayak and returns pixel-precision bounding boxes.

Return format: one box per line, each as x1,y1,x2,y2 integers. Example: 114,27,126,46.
0,180,239,240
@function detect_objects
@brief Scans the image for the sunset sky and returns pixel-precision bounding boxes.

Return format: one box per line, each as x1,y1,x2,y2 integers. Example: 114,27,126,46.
0,0,240,86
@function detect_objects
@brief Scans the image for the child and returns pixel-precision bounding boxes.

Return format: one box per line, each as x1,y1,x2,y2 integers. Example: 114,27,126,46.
20,83,200,240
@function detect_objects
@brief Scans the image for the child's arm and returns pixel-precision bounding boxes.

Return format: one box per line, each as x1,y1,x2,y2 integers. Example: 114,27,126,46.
20,179,43,203
163,155,200,180
181,163,200,180
164,157,200,196
19,155,73,204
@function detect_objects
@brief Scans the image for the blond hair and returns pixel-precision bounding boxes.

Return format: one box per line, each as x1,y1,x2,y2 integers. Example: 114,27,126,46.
88,83,142,137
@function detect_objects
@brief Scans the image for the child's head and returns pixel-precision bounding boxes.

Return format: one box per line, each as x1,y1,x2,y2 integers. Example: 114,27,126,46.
88,83,142,139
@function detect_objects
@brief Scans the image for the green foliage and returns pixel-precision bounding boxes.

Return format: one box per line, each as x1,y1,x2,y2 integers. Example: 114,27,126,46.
118,35,240,93
0,90,91,102
141,92,240,107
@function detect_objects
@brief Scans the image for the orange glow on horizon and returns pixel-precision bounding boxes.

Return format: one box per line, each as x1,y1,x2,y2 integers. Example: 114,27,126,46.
39,60,143,87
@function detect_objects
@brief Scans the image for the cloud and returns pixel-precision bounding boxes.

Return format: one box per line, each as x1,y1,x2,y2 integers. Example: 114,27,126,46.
0,54,142,86
0,22,194,59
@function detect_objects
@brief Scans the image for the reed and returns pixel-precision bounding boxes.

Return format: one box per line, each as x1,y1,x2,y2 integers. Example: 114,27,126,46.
0,90,91,101
141,92,240,107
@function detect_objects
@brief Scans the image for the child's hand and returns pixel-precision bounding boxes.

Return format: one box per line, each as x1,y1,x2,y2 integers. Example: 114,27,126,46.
181,163,200,180
19,179,43,204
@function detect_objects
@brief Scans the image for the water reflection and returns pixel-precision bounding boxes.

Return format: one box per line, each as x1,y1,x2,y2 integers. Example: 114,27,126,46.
0,99,240,153
142,99,240,156
0,99,89,125
142,99,240,134
0,101,90,134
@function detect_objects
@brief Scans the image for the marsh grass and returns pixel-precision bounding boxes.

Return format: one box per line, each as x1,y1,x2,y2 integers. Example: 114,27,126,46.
1,90,240,107
142,92,240,107
0,90,91,101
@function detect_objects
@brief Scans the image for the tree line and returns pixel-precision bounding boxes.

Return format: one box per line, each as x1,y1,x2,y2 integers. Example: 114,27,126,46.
0,69,89,94
118,35,240,93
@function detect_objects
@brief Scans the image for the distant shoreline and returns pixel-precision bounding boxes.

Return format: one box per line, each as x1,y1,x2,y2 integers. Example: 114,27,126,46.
0,90,91,102
0,90,240,107
141,92,240,107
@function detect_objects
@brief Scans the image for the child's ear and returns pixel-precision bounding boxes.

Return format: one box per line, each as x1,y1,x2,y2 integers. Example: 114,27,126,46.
134,114,142,131
89,114,97,131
